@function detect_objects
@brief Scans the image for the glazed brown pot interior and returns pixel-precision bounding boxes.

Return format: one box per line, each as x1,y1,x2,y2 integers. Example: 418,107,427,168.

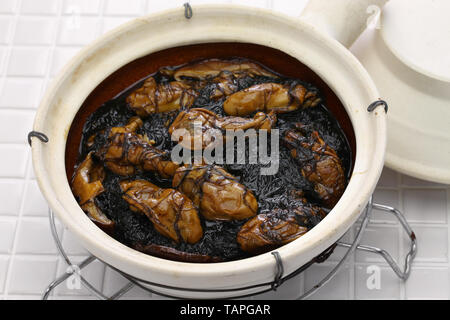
66,42,356,182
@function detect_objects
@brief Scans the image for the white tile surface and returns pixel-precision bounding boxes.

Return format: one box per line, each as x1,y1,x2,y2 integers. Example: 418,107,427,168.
14,217,61,254
0,47,7,74
401,174,448,187
305,264,351,299
272,0,308,16
54,256,105,296
104,0,144,16
58,16,101,45
0,0,449,301
7,47,50,77
0,219,17,253
63,0,102,15
0,257,10,293
20,0,59,15
403,189,447,224
14,17,57,45
405,268,450,299
101,266,129,297
0,17,14,44
0,109,34,143
354,265,401,300
405,226,448,263
7,256,58,294
230,0,270,8
22,180,50,216
146,0,186,13
0,78,44,108
0,0,17,14
0,145,28,178
0,180,24,216
102,266,153,299
61,229,89,256
101,17,136,34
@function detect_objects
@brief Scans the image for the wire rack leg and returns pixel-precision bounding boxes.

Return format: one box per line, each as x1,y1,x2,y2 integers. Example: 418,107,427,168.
297,197,374,299
337,202,417,280
297,199,417,299
42,209,136,300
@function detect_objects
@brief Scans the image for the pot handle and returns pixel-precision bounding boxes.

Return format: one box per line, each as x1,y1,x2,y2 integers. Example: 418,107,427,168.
299,0,389,48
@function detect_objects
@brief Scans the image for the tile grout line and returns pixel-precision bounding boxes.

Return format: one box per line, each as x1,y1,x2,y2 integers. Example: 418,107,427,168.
0,0,22,111
44,1,65,299
4,0,64,299
94,0,108,298
3,151,31,298
51,0,107,298
396,178,403,300
397,171,407,300
447,187,450,297
2,0,28,299
349,219,355,299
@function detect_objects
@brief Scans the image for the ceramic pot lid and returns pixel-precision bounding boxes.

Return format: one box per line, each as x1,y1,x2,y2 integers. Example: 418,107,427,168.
351,0,450,184
381,0,450,82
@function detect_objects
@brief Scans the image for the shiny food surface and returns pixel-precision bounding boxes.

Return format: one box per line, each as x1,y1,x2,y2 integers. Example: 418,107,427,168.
67,44,353,262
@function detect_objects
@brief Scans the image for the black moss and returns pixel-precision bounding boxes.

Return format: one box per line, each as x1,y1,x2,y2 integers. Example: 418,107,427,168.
76,64,351,262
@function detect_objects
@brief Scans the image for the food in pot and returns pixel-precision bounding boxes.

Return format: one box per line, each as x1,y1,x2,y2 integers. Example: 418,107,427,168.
126,77,197,117
71,152,115,234
96,117,179,178
223,82,321,116
237,210,308,254
72,151,105,205
169,108,276,150
70,58,351,262
237,192,326,254
283,123,346,208
172,164,258,221
120,180,203,244
133,243,222,263
81,201,115,235
173,58,278,81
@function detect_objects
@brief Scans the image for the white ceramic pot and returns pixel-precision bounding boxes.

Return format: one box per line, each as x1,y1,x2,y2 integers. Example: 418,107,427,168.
31,2,386,298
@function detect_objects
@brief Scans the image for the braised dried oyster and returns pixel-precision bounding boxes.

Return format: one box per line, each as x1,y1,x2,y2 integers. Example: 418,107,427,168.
121,179,203,244
173,58,277,81
71,152,114,234
169,108,276,150
96,117,179,178
126,77,197,117
223,82,320,116
172,164,258,221
283,123,346,208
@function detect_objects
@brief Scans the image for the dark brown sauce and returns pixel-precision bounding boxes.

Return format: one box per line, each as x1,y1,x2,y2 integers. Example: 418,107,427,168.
65,43,356,262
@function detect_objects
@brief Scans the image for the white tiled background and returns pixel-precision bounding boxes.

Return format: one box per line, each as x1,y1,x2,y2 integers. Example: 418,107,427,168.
0,0,449,300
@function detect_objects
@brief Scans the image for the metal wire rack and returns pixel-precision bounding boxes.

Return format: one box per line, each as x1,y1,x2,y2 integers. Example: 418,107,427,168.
41,196,417,300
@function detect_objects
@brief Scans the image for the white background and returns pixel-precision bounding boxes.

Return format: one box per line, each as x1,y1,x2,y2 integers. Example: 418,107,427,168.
0,0,449,300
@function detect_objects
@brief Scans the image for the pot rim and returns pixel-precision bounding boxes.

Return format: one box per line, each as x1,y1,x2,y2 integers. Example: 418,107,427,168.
31,4,386,291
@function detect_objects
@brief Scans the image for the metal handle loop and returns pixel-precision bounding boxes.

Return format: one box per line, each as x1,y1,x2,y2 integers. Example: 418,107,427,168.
27,131,49,146
270,251,284,291
184,2,193,19
367,99,388,113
